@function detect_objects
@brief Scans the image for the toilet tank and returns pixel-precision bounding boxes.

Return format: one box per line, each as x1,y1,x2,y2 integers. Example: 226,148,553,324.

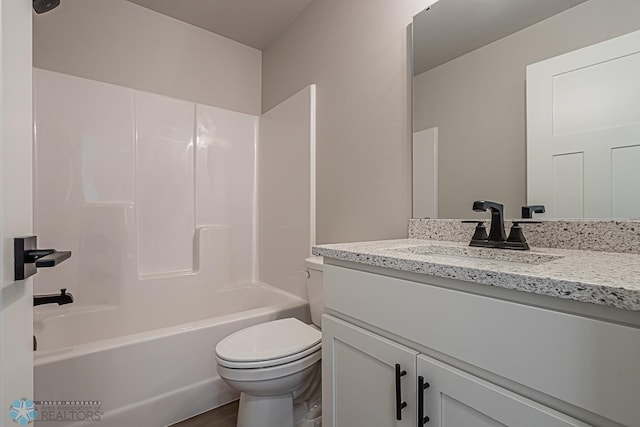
305,256,324,328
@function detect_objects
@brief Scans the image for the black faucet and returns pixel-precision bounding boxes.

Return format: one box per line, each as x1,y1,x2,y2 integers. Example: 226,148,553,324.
34,288,74,307
468,201,538,250
472,201,506,242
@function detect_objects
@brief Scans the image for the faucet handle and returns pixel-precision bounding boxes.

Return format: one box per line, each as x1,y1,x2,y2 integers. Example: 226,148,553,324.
462,220,488,242
505,222,528,250
522,205,545,219
504,221,541,250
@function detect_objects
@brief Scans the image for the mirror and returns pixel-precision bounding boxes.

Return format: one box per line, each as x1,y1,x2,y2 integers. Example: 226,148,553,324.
412,0,640,219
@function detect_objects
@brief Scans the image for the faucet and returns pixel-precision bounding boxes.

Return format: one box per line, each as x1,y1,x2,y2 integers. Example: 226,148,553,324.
468,201,539,250
472,200,506,242
34,288,74,307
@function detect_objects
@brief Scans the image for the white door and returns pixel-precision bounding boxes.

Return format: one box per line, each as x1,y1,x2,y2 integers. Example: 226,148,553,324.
322,315,418,427
1,0,34,423
527,29,640,218
417,355,589,427
413,127,438,219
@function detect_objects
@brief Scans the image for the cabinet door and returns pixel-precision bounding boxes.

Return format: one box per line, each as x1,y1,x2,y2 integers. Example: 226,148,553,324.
417,355,590,427
323,315,418,427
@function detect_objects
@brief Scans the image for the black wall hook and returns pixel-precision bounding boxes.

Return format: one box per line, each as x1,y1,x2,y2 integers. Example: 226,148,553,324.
14,236,71,280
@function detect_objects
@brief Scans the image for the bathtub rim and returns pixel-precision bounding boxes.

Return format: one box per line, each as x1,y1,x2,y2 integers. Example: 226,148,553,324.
34,282,309,366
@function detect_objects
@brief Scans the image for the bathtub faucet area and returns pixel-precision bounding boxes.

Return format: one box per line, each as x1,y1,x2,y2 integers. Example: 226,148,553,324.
34,288,74,306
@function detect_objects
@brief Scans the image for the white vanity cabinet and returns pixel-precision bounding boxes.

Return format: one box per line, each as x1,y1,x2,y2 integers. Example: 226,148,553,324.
322,315,417,427
417,354,587,426
324,315,587,427
321,263,640,427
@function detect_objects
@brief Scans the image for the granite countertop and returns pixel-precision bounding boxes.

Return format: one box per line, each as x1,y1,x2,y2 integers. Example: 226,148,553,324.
313,239,640,311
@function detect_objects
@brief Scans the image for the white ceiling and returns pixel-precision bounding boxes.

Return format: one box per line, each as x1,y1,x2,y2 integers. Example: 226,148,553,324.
127,0,313,50
413,0,588,75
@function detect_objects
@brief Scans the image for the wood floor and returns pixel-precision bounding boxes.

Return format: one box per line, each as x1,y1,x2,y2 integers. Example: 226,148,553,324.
170,401,238,427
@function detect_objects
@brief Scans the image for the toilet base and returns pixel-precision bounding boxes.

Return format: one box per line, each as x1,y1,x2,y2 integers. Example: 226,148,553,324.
236,393,322,427
233,364,322,427
237,393,294,427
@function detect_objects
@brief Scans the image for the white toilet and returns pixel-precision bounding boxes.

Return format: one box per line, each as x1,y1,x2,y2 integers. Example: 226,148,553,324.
216,256,324,427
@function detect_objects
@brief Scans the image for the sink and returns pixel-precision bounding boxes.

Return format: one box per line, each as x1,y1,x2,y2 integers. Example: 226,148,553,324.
392,245,563,265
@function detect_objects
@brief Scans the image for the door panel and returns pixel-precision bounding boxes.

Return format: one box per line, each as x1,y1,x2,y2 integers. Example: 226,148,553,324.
323,315,417,427
1,0,34,421
612,145,640,217
417,355,589,427
527,28,640,218
413,127,438,219
441,395,507,427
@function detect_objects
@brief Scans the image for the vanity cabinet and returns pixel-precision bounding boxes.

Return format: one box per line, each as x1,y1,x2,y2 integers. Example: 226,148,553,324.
324,315,587,427
417,354,587,426
321,264,640,427
322,315,417,427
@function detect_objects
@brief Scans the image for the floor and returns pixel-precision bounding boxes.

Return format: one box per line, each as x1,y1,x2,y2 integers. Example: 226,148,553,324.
170,401,238,427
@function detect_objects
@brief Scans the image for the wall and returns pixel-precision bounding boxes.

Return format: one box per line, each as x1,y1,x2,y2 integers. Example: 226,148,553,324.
413,0,640,219
262,0,434,244
33,0,262,115
1,0,33,420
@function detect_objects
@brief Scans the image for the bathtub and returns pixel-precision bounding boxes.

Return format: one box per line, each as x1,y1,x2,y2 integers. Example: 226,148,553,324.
34,283,309,427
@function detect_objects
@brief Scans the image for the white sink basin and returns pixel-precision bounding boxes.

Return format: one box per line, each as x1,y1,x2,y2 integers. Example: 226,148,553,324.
392,244,563,265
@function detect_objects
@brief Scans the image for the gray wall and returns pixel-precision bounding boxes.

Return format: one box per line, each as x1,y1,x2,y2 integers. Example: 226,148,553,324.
33,0,262,115
414,0,640,219
263,0,431,244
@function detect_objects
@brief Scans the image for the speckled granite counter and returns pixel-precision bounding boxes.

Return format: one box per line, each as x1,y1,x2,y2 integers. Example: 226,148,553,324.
313,239,640,311
409,219,640,254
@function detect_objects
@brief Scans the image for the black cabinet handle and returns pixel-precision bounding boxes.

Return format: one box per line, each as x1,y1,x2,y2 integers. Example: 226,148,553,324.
395,364,407,420
418,376,430,425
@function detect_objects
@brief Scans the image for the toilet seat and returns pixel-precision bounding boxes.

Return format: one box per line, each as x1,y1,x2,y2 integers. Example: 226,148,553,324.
217,348,321,382
215,318,321,369
217,342,321,369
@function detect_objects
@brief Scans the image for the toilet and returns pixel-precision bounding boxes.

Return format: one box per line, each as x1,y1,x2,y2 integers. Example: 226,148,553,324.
216,256,324,427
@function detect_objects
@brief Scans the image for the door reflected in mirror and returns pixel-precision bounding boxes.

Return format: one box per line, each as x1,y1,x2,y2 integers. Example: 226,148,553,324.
412,0,640,219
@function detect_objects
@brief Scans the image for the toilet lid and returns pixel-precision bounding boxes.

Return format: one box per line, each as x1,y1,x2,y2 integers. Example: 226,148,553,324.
215,318,321,363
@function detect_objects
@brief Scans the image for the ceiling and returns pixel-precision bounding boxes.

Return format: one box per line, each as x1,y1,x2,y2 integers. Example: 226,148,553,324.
127,0,313,50
413,0,588,75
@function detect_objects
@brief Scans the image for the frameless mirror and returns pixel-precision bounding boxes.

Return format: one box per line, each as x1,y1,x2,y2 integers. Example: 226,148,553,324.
412,0,640,219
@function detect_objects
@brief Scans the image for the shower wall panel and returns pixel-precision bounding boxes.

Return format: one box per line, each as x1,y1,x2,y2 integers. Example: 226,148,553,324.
33,68,258,307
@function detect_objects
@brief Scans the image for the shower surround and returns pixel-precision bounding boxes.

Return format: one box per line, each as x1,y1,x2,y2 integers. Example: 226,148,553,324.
34,68,259,323
32,69,316,425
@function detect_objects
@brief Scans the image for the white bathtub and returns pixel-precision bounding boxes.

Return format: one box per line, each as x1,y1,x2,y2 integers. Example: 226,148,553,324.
34,283,309,427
